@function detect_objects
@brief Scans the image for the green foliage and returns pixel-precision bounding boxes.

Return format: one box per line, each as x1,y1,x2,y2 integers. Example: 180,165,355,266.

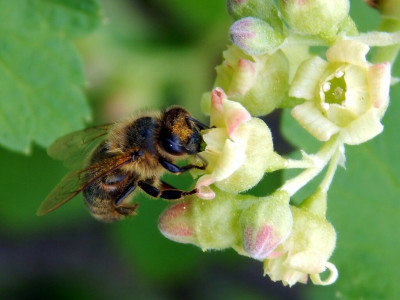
0,0,101,153
282,77,400,299
1,0,399,299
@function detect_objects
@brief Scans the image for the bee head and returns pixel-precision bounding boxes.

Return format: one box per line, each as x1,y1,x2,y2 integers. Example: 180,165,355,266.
160,107,206,156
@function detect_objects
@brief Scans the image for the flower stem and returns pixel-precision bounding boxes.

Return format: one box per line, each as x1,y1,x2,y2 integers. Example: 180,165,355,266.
346,31,400,47
319,146,341,192
279,135,340,197
285,157,315,169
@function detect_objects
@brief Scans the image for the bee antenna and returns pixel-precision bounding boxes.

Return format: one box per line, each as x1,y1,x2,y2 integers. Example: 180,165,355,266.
186,116,209,130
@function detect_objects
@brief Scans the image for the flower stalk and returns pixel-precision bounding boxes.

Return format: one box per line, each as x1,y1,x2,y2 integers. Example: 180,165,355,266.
279,134,340,197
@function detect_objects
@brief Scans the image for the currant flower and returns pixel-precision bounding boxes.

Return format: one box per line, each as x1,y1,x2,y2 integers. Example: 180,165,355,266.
290,39,391,145
263,189,337,286
196,87,285,199
210,45,289,116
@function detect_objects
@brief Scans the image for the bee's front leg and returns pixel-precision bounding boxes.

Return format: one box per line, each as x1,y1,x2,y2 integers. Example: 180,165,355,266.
159,157,206,174
138,180,197,200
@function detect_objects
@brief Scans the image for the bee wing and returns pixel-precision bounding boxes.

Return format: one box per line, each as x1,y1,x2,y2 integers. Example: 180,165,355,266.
37,170,83,216
37,154,134,216
47,124,113,169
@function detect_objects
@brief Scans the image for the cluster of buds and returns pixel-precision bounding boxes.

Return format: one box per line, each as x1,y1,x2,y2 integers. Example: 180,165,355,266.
159,0,400,287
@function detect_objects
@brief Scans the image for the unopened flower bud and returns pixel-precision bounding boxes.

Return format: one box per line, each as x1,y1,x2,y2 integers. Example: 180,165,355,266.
158,201,196,244
240,191,292,259
230,17,285,55
227,0,283,31
158,190,241,251
279,0,351,42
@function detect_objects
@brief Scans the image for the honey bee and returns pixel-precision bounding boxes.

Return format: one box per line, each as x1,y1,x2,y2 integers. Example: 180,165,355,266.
37,107,208,222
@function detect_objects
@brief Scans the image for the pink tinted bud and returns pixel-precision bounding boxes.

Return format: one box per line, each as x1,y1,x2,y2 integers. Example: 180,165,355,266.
158,201,195,244
226,0,283,31
230,17,285,55
240,191,292,260
243,224,283,259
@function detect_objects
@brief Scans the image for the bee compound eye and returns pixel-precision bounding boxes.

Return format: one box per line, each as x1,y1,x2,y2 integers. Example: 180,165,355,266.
162,134,185,155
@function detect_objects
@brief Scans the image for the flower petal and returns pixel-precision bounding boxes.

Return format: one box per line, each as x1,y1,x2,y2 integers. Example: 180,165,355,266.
228,58,256,96
213,138,246,181
210,87,226,128
343,65,370,115
309,261,338,286
215,118,275,193
195,180,216,200
340,109,383,145
286,250,326,274
367,62,391,116
291,102,341,141
326,40,369,67
326,103,357,127
290,56,328,100
223,100,252,138
202,128,227,153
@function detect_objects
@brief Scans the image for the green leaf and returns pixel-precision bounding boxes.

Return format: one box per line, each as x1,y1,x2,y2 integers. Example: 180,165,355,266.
282,85,400,298
0,0,101,153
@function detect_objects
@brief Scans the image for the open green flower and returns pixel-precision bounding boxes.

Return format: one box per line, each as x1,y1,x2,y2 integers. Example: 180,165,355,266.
263,205,337,286
195,87,283,199
290,40,391,145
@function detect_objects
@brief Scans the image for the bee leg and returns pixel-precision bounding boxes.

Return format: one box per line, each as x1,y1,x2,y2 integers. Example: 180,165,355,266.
138,180,196,200
159,180,198,200
159,157,206,174
115,182,137,206
138,180,161,198
160,188,197,200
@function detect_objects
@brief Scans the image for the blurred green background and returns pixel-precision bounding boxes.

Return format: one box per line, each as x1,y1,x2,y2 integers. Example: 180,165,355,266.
0,1,398,299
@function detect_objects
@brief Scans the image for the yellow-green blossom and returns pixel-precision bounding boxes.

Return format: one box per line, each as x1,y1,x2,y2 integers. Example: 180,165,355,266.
195,87,284,199
290,39,391,145
263,205,337,286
